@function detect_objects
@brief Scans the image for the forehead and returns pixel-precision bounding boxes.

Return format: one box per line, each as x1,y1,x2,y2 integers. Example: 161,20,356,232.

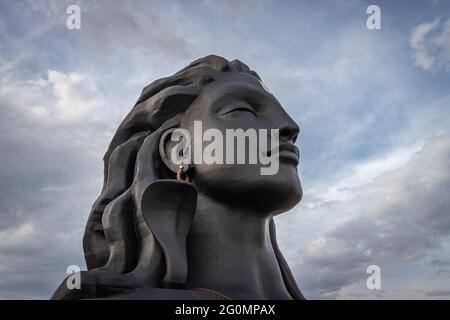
201,72,273,102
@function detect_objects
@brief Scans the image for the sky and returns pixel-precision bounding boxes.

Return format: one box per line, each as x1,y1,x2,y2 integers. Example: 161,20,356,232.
0,0,449,299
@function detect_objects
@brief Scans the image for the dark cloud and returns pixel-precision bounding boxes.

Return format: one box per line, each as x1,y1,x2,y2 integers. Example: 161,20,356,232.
427,290,450,298
80,0,192,59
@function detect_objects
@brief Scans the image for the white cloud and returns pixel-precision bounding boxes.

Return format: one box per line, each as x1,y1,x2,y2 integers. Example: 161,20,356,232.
31,70,100,122
410,18,450,71
309,139,425,205
0,223,35,251
1,69,101,124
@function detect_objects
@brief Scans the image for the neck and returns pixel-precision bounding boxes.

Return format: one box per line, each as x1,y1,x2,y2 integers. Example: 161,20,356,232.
185,192,291,299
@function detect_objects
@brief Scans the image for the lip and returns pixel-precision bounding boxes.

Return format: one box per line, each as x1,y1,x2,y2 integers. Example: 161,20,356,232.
271,143,299,166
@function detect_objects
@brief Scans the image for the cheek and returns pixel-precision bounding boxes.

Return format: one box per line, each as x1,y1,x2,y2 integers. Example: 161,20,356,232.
193,163,259,185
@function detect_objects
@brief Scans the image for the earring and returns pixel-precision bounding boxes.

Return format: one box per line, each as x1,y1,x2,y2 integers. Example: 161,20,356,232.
176,165,190,182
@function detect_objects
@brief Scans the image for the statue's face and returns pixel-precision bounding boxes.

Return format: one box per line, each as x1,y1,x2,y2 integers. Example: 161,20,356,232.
179,72,302,214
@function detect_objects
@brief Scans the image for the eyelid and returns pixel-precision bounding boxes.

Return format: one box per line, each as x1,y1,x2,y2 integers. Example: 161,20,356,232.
219,103,257,116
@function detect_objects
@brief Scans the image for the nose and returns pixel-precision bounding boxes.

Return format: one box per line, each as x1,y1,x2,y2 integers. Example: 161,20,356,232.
279,118,300,144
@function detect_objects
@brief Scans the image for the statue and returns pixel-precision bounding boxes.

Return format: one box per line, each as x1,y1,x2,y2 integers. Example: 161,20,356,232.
52,55,304,300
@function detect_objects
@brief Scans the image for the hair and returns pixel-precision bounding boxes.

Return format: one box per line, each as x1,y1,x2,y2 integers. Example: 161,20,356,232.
82,55,304,299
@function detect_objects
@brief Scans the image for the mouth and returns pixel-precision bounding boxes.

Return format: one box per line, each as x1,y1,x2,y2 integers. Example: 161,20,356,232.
269,143,299,166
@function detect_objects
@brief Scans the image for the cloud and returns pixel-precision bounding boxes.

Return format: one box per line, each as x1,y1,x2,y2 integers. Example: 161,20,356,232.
80,0,192,60
286,135,450,299
410,18,450,71
0,68,103,124
307,140,425,205
0,66,108,298
1,0,450,300
0,223,35,251
29,70,100,122
427,290,450,298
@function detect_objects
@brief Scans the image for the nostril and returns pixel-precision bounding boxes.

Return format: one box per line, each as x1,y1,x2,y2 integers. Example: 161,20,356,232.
279,127,291,138
279,126,300,143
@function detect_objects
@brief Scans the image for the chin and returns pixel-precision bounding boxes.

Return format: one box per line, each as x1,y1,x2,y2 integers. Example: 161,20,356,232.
222,177,302,215
263,175,303,215
193,163,302,213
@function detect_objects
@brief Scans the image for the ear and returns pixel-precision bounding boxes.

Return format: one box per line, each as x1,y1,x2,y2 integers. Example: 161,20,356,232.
159,128,191,174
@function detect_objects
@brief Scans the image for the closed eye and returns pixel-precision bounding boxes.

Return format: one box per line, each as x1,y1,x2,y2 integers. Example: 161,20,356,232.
219,105,257,117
